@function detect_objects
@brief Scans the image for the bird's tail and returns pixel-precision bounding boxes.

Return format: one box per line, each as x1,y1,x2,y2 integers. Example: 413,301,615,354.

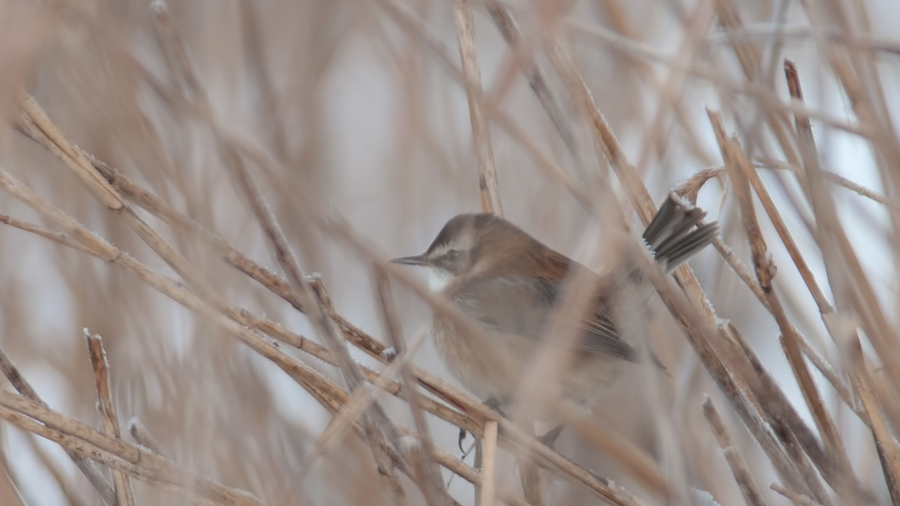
642,193,718,272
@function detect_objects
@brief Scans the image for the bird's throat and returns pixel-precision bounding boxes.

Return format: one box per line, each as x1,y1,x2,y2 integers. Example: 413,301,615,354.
424,267,454,293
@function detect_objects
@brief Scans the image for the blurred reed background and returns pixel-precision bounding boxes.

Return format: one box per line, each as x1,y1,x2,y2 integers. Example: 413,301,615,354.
0,0,898,505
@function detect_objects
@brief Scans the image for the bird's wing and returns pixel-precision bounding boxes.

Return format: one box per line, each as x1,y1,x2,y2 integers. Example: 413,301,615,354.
450,275,638,363
449,276,549,338
577,301,638,362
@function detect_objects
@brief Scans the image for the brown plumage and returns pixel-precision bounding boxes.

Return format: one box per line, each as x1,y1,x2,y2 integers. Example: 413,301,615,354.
393,193,717,405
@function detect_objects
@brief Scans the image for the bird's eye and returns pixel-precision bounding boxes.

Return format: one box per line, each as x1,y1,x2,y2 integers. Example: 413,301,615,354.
445,249,459,262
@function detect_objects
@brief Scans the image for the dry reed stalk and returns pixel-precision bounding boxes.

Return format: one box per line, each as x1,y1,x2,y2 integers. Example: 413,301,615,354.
709,109,855,500
483,1,580,164
85,332,137,506
453,0,502,217
375,272,451,506
0,127,557,504
479,421,498,506
0,2,899,506
0,391,264,506
127,419,166,456
151,14,407,490
0,347,116,505
771,483,823,506
702,397,767,506
541,13,845,505
378,0,591,208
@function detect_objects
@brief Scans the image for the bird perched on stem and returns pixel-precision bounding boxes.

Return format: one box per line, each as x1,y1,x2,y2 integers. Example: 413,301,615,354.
393,193,717,411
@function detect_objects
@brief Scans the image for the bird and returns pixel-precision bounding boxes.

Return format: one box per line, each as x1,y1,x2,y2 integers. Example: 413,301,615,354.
392,193,718,411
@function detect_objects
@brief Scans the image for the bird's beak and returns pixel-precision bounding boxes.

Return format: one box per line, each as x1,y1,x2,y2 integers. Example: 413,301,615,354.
391,254,429,266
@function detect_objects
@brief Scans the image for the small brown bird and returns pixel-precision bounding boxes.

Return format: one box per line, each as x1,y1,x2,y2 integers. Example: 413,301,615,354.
393,194,717,408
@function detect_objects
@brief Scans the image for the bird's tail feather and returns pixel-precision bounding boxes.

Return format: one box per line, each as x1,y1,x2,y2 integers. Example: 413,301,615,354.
643,193,718,272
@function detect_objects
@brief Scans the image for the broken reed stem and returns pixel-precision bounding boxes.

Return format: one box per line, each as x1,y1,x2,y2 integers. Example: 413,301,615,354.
0,347,116,506
85,332,136,506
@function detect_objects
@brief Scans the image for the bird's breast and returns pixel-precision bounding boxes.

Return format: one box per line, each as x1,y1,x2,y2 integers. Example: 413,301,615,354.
430,314,535,403
429,277,552,401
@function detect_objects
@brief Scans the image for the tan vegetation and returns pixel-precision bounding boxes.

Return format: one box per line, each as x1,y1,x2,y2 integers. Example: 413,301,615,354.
0,1,897,505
